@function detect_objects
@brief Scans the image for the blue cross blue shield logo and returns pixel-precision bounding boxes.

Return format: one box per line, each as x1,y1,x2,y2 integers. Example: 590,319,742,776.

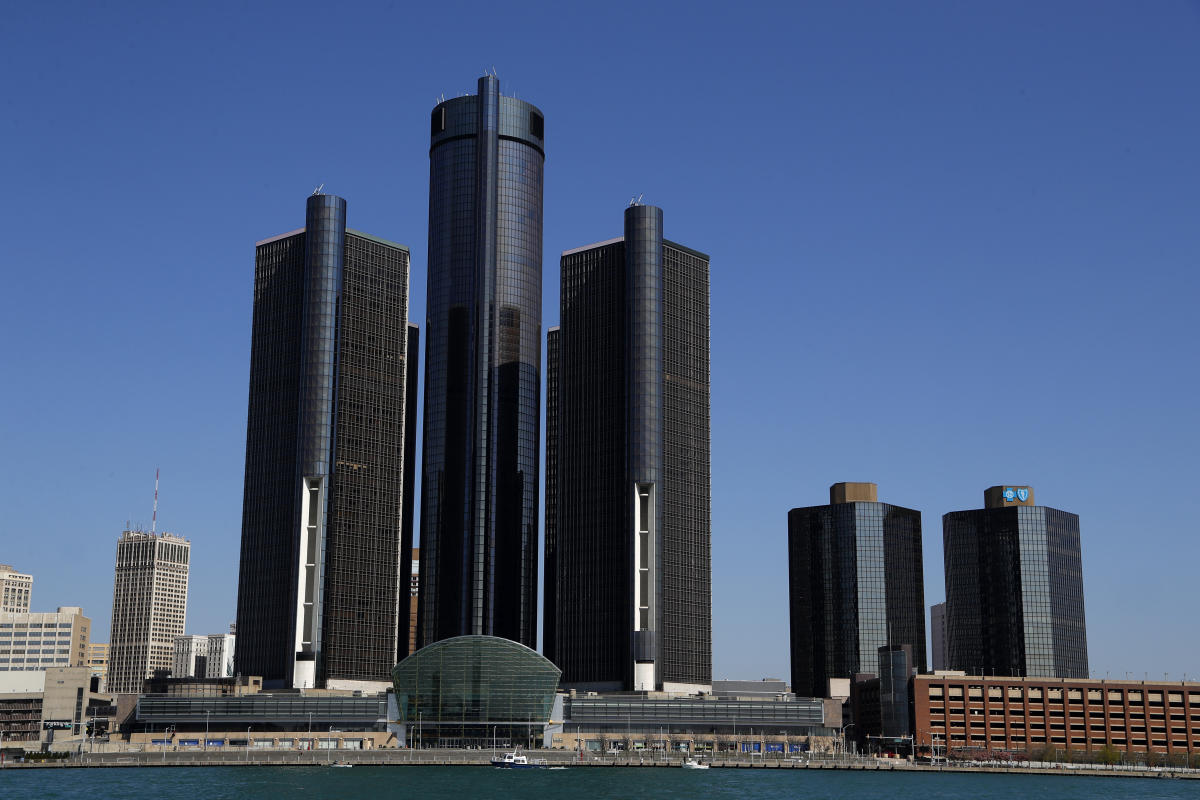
1016,488,1030,502
1003,488,1016,502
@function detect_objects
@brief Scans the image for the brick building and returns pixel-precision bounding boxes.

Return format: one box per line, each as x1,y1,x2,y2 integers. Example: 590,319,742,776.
914,672,1199,760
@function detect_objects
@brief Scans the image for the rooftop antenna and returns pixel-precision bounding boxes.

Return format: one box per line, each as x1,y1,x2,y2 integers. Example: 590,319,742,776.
312,183,325,196
151,468,160,533
629,194,644,207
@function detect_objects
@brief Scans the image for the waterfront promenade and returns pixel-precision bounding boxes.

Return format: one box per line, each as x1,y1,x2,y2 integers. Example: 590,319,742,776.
3,748,1196,779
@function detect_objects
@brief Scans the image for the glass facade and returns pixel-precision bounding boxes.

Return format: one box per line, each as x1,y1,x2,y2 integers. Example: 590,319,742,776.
390,635,559,747
419,76,544,649
943,504,1088,679
542,327,559,666
546,206,711,690
136,694,386,732
787,500,926,698
564,695,828,731
236,195,415,687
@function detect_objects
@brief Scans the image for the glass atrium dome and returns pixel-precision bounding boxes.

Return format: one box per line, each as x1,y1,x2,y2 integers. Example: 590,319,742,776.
391,635,560,748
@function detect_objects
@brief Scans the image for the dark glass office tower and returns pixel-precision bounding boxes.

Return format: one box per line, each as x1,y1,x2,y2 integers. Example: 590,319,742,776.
418,75,544,650
943,486,1088,679
788,483,926,698
235,192,417,689
545,204,712,692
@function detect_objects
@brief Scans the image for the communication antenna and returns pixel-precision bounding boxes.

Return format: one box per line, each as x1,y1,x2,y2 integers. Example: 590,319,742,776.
312,183,325,196
629,194,644,207
151,468,160,533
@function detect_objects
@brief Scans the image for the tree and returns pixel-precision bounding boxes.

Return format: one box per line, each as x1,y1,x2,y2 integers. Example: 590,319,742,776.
1097,744,1120,766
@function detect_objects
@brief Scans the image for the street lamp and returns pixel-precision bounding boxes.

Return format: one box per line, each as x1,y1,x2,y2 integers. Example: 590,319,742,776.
204,710,211,752
245,726,252,762
841,723,856,763
307,712,313,751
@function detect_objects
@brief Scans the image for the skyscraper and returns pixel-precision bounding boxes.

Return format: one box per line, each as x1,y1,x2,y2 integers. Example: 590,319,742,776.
418,75,544,649
943,486,1088,679
930,601,948,672
788,483,926,698
545,204,712,692
235,192,417,690
109,530,189,693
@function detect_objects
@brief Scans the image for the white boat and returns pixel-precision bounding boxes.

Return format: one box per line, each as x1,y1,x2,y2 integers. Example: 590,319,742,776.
328,760,353,768
681,757,709,769
491,751,548,769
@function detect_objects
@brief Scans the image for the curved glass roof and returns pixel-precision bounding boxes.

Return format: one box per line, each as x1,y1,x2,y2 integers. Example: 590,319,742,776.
391,635,561,725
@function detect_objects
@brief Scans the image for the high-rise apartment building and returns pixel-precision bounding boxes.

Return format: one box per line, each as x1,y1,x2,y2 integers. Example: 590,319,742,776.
109,530,189,693
0,564,33,613
545,204,712,692
943,486,1088,679
788,483,927,698
173,634,208,678
930,601,948,672
0,606,90,672
235,192,417,691
418,75,544,650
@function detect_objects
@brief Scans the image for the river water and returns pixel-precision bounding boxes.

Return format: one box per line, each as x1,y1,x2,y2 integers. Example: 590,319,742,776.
3,764,1195,800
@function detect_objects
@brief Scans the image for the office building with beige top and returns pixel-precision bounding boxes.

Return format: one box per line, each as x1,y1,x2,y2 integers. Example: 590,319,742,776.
0,564,33,613
108,530,190,694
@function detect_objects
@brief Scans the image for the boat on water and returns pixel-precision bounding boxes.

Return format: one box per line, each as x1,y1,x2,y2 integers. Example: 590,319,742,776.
328,760,353,768
681,757,709,770
491,751,549,769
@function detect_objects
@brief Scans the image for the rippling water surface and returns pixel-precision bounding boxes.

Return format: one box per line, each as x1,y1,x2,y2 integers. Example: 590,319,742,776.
3,765,1195,800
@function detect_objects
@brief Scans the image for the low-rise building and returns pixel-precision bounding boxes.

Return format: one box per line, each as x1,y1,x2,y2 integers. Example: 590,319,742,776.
914,673,1199,761
0,667,115,748
129,690,392,750
557,691,840,755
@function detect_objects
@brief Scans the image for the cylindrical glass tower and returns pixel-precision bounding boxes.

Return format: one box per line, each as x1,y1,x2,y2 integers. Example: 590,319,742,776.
419,75,545,649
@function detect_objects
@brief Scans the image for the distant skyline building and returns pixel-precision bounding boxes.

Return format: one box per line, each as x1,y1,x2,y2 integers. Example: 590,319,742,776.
943,486,1089,679
418,75,545,650
930,602,947,672
408,548,419,657
0,606,89,672
172,634,208,678
206,628,235,678
545,204,712,692
788,483,927,698
0,564,32,614
109,530,189,694
234,192,417,691
86,642,108,691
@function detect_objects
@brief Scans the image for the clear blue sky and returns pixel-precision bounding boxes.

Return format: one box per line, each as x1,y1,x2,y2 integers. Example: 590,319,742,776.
2,1,1197,684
